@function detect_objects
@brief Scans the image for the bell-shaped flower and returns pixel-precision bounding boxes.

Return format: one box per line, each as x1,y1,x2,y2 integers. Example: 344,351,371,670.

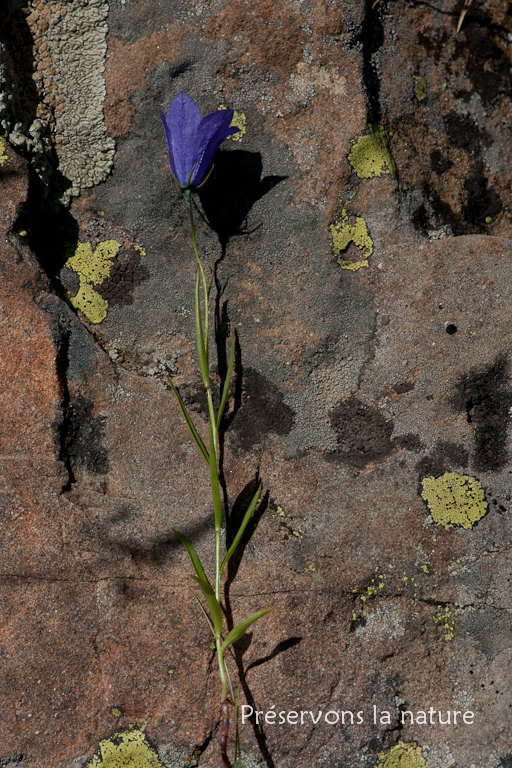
159,92,238,195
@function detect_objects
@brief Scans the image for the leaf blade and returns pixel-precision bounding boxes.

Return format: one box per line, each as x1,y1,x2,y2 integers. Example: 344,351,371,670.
221,609,272,652
168,380,210,466
191,574,223,635
216,332,236,430
173,528,208,583
195,269,209,386
220,484,261,574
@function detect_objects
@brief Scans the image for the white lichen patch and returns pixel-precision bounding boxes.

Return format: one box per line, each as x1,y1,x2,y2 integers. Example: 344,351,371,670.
1,0,114,205
355,604,405,641
290,62,347,103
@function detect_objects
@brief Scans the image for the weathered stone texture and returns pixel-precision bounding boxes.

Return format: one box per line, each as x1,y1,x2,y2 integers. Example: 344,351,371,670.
2,0,512,766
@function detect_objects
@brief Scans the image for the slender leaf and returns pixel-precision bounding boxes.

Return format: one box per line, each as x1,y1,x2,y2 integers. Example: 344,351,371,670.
209,419,223,532
188,585,215,637
195,269,209,386
173,529,208,583
216,332,236,430
168,380,209,466
191,574,223,635
221,609,272,652
220,484,261,574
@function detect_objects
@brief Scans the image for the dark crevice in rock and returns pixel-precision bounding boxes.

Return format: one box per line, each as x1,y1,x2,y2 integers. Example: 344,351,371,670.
65,394,110,476
54,321,76,493
351,0,385,122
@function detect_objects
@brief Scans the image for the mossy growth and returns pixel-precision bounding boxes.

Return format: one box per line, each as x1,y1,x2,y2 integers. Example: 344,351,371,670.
330,210,373,270
376,741,426,768
413,75,427,101
421,472,487,530
86,726,164,768
348,124,396,179
65,239,121,323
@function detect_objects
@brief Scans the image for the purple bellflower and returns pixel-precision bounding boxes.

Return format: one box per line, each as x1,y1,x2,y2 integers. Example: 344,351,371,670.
159,92,237,198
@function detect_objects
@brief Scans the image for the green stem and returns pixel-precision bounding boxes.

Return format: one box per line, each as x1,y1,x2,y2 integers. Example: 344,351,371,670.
189,199,228,703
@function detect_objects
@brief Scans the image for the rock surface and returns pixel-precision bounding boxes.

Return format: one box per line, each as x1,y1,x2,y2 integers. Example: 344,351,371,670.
1,1,512,767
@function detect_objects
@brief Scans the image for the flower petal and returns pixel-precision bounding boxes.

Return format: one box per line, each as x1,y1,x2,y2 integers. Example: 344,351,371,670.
164,92,201,186
190,109,238,186
159,106,178,179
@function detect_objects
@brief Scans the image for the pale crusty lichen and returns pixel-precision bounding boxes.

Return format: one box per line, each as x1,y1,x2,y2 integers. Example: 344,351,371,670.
65,239,120,323
421,472,487,530
86,726,165,768
330,210,373,270
348,124,396,179
1,0,114,206
376,741,426,768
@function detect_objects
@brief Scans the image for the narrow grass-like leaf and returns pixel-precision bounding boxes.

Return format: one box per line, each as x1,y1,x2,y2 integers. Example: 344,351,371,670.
221,609,272,652
173,528,208,583
220,484,261,574
191,574,223,635
188,585,215,637
169,380,209,466
216,332,236,430
195,269,209,386
209,420,223,532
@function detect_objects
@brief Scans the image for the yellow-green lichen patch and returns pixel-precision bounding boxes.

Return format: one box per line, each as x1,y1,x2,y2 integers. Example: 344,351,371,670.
0,139,8,167
65,239,121,324
348,124,396,179
356,566,385,603
86,726,164,768
413,75,427,101
433,606,455,641
376,741,426,768
421,472,488,530
219,105,246,142
330,210,373,270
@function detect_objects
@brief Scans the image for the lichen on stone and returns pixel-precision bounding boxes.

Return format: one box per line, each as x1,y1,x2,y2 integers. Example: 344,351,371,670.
413,75,427,101
421,471,488,530
1,0,115,206
433,606,455,640
86,726,165,768
65,239,121,323
0,137,8,166
219,104,246,141
330,210,373,270
348,124,396,179
376,741,426,768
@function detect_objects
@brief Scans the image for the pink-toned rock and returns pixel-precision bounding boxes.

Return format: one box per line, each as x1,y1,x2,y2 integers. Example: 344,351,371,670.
2,0,512,766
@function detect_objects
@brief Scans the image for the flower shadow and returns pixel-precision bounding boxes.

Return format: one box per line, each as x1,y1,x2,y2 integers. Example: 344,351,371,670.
198,149,286,246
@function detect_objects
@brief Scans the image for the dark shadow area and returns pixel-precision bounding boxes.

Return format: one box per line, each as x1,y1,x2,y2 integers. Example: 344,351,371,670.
227,634,302,768
65,394,110,475
350,0,385,123
198,149,286,247
416,441,469,485
244,636,302,673
451,355,512,472
225,481,269,585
